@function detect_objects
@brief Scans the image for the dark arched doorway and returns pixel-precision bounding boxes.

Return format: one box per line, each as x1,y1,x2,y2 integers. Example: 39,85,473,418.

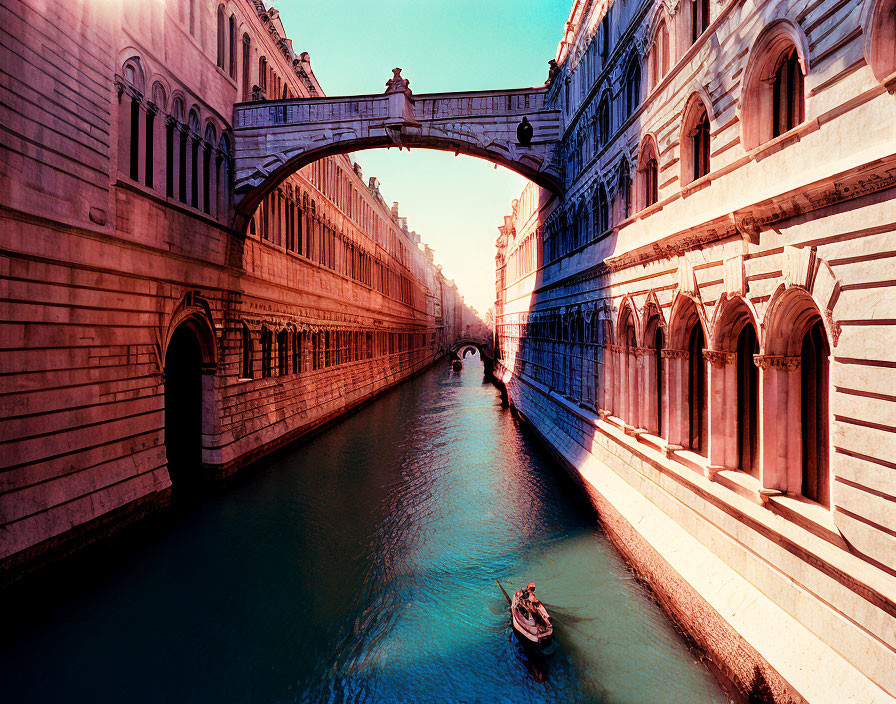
164,324,203,488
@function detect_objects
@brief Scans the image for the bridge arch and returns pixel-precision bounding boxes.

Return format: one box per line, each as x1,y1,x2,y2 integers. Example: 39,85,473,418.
232,80,562,231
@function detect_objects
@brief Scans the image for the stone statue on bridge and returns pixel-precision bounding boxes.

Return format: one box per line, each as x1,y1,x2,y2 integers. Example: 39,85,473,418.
385,68,411,95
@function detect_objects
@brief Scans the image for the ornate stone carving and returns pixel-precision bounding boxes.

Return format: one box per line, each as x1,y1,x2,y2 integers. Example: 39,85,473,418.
661,348,689,359
702,349,736,366
753,355,800,371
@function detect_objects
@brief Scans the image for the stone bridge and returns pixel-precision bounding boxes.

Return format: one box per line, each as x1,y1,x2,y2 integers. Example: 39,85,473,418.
232,71,562,229
449,335,494,361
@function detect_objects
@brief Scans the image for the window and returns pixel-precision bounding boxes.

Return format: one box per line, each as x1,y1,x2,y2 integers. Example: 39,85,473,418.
736,324,759,474
259,56,267,94
597,96,610,149
121,58,145,183
229,15,237,78
216,5,225,69
240,324,253,379
741,25,807,150
241,35,251,101
624,57,641,116
772,48,804,138
681,96,712,185
203,124,215,215
600,14,610,62
277,329,288,375
293,331,302,373
261,328,272,378
593,183,609,235
801,320,829,506
617,160,631,220
188,109,200,208
650,20,670,88
691,0,710,44
687,323,707,454
639,137,659,209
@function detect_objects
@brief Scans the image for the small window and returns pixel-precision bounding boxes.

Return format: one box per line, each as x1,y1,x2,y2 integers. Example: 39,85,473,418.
261,328,272,378
772,48,804,138
216,5,225,69
625,58,641,116
241,324,253,379
691,0,710,44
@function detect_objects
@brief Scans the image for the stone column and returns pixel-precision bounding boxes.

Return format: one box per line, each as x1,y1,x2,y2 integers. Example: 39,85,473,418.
661,348,689,453
704,349,737,480
151,103,166,192
755,355,801,502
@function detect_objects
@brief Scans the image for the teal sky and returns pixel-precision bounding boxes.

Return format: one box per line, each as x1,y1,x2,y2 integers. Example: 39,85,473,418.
277,0,571,314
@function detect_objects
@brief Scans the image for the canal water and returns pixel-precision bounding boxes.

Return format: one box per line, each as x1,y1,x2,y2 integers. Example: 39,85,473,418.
1,355,729,704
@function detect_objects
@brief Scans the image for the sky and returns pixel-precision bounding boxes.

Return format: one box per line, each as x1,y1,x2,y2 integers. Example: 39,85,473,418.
277,0,571,314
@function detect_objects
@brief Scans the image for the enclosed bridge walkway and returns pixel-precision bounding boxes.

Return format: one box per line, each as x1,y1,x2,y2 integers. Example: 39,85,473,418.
231,69,563,231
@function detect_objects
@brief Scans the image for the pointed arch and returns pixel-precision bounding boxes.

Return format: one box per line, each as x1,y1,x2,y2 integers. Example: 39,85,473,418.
681,92,711,185
637,133,660,210
740,19,809,150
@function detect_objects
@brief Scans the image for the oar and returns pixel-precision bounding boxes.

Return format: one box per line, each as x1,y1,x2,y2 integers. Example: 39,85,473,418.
496,579,512,605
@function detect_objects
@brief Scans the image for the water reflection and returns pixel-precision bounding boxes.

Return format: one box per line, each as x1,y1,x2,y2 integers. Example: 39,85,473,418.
1,353,727,703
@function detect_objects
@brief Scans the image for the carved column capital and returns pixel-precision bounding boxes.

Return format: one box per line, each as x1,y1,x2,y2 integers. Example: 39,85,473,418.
753,355,801,371
702,349,736,367
661,348,689,359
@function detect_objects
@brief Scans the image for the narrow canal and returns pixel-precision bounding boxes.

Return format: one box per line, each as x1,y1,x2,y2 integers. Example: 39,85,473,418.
1,355,729,704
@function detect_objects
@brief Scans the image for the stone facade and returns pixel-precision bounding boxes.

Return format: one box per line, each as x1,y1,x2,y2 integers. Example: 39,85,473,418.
0,0,480,579
495,0,896,700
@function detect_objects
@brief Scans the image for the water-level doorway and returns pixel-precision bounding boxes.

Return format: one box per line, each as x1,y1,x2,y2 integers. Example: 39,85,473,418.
164,324,203,489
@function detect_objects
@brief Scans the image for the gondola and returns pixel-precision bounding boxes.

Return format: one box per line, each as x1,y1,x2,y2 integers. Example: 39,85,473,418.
510,590,553,648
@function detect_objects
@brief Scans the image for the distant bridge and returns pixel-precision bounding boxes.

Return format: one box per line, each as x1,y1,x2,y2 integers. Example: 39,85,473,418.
449,335,494,362
232,71,562,230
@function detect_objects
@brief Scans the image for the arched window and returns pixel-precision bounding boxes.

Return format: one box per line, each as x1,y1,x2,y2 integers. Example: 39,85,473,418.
240,324,253,379
241,34,252,101
691,0,710,44
277,329,288,375
228,14,237,78
617,159,632,221
682,96,711,184
772,48,804,138
600,14,610,62
618,307,639,427
261,327,272,378
188,108,200,209
741,24,807,149
801,320,829,506
624,57,641,116
293,330,303,374
169,97,184,199
217,133,232,219
593,183,609,237
259,56,267,95
597,95,610,148
639,137,659,209
203,123,216,215
645,313,665,436
148,82,166,191
121,58,145,183
736,324,759,474
687,322,707,454
216,5,225,69
650,20,670,88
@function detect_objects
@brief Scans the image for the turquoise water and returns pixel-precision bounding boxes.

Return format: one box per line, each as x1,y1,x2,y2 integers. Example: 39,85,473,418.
1,355,728,703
